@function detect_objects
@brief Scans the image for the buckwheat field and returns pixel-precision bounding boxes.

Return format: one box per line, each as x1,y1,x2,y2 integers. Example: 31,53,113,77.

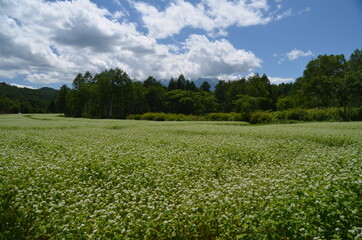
1,114,361,239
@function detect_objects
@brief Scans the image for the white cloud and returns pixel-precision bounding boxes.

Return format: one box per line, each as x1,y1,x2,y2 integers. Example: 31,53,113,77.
268,76,294,84
205,0,271,28
134,0,273,39
286,49,314,61
179,35,261,79
10,83,36,89
298,7,311,15
134,0,214,39
275,8,292,21
0,0,262,85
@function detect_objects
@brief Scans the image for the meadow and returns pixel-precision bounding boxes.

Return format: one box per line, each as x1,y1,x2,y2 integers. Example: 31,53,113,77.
0,114,361,239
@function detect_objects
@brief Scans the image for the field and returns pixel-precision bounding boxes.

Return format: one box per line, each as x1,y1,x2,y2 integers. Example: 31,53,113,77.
0,114,361,239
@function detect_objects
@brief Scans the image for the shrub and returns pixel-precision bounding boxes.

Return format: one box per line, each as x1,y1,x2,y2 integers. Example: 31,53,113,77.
128,112,205,121
285,108,308,121
348,107,362,121
127,114,141,120
305,108,343,122
205,112,244,121
250,111,273,124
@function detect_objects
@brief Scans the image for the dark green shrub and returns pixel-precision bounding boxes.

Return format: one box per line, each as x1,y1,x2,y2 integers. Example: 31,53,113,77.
127,114,141,120
250,111,273,124
272,111,287,121
286,108,308,121
349,107,362,121
205,112,244,121
305,108,342,121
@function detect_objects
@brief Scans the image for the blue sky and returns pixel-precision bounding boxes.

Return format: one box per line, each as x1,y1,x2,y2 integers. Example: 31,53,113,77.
0,0,361,89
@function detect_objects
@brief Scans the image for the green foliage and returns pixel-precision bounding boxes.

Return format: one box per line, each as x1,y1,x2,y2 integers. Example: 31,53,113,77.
128,112,203,121
0,114,361,239
249,111,273,124
205,112,244,121
349,107,362,121
239,108,348,124
0,82,58,113
200,81,211,92
276,96,294,111
165,90,218,115
233,95,269,113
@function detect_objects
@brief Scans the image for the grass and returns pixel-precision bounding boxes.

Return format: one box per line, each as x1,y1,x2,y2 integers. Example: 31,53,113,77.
0,114,361,239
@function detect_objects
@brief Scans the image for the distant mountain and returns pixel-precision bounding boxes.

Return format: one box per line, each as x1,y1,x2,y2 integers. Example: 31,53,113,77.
0,82,58,113
193,78,219,91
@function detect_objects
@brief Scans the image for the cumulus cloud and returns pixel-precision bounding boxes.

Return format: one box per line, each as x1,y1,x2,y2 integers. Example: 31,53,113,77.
134,0,273,39
180,35,261,79
0,0,263,85
275,49,314,64
286,49,314,61
134,1,214,39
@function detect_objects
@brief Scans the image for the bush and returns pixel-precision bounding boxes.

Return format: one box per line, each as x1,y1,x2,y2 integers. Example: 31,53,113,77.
127,114,141,120
205,112,244,121
127,108,361,123
348,107,362,121
272,111,287,121
305,108,343,122
250,111,273,124
285,108,308,121
127,112,204,121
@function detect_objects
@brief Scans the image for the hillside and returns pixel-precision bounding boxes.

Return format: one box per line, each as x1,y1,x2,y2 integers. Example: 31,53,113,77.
0,82,58,113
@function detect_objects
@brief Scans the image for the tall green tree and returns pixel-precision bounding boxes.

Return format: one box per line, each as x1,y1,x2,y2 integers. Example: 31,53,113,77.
167,77,177,91
55,85,69,114
294,54,347,108
200,81,211,92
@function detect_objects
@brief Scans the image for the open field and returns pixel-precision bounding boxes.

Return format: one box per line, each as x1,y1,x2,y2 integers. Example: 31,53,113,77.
0,114,361,239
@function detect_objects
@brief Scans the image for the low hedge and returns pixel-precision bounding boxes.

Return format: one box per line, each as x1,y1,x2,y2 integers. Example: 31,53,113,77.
127,107,362,123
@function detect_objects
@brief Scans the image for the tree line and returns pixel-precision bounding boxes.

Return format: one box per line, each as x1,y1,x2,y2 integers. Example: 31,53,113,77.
56,49,362,120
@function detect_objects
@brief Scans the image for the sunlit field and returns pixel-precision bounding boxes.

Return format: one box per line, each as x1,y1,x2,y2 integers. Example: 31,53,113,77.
1,114,361,239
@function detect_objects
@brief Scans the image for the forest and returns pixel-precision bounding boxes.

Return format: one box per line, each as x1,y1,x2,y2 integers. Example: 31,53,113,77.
1,49,361,122
0,83,58,114
56,49,362,122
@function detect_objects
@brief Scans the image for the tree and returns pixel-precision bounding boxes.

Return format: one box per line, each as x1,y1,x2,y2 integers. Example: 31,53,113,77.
11,104,20,113
0,97,14,113
168,77,177,91
338,71,362,116
233,95,263,113
347,49,362,71
185,80,197,91
176,74,187,90
292,54,348,108
144,76,157,88
56,85,69,115
132,81,147,114
109,68,134,118
200,81,211,92
20,101,32,113
214,80,227,111
47,100,56,113
303,54,346,78
72,73,84,90
276,96,294,111
146,86,165,112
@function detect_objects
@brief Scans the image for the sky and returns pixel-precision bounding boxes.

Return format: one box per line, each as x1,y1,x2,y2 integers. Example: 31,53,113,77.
0,0,361,89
